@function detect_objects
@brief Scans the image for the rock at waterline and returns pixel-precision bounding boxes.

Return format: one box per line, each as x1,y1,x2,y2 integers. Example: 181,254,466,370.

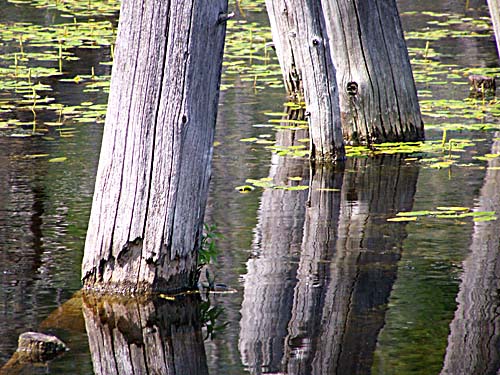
16,332,67,362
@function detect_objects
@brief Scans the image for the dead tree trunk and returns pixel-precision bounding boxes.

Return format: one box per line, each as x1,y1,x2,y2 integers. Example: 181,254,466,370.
267,0,424,144
82,0,228,294
488,0,500,59
265,0,345,161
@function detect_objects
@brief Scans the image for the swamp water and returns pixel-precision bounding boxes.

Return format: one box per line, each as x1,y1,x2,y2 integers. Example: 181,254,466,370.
0,0,500,374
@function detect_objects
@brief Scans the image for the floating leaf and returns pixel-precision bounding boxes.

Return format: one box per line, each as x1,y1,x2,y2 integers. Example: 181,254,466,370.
278,185,309,191
24,154,49,159
435,206,469,212
48,157,67,163
396,211,433,217
473,215,497,222
387,217,418,222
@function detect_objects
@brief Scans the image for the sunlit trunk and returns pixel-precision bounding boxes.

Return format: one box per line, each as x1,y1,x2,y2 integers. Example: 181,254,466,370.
266,0,424,144
265,0,345,161
82,0,228,293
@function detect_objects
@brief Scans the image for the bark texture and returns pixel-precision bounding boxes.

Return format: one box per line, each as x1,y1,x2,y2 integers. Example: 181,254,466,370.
82,295,208,375
267,0,424,144
488,0,500,59
441,136,500,375
265,0,345,161
82,0,228,293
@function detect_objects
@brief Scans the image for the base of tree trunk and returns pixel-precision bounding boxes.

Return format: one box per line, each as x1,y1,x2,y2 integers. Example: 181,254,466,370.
82,269,196,296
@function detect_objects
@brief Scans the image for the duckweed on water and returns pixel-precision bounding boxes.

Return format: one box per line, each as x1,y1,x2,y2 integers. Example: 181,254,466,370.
0,13,116,135
388,206,497,223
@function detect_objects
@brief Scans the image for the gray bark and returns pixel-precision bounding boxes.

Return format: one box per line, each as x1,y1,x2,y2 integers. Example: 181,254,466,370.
82,0,228,293
82,295,208,375
441,135,500,375
265,0,345,161
267,0,424,144
488,0,500,60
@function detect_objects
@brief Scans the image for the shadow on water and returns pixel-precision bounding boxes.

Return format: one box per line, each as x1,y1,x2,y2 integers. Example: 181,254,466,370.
239,121,420,374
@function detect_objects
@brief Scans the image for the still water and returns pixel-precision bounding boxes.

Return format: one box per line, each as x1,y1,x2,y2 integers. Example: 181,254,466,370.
0,0,499,374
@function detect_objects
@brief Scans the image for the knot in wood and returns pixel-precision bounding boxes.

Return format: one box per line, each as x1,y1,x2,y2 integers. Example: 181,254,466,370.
217,11,234,24
346,81,358,96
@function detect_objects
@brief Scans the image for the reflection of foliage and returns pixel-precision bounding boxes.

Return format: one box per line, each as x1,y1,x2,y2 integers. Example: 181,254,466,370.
199,300,229,341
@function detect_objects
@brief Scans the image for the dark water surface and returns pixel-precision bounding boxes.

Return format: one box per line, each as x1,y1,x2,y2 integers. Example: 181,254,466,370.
1,0,499,374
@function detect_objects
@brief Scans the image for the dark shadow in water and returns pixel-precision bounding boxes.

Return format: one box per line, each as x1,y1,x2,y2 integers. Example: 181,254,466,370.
0,139,51,363
441,134,500,375
82,294,209,375
239,118,420,374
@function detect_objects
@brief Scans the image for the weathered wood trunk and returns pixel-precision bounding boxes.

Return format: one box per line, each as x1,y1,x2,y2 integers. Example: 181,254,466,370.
82,295,208,375
267,0,424,144
82,0,228,293
441,136,500,375
488,0,500,59
265,0,345,161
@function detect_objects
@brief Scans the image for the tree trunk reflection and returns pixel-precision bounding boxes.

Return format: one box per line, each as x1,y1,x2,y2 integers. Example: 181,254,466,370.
83,295,208,375
441,135,500,375
239,124,310,373
240,151,419,374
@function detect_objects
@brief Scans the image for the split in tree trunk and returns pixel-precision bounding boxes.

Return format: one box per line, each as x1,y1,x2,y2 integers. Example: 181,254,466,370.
82,0,228,294
266,0,345,161
266,0,424,145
